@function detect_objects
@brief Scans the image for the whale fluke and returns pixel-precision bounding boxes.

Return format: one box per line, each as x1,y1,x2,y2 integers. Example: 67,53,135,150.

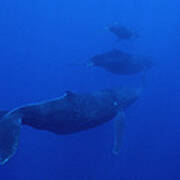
0,112,21,165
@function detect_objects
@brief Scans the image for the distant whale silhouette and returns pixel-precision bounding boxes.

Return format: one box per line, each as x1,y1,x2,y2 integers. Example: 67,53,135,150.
0,86,142,165
88,49,155,75
106,23,138,40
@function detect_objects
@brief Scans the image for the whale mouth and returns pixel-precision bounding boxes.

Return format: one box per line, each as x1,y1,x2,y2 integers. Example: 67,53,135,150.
0,114,21,165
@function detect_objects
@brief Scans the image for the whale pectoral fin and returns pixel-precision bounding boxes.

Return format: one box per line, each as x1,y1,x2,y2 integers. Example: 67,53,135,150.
0,115,22,165
112,110,125,155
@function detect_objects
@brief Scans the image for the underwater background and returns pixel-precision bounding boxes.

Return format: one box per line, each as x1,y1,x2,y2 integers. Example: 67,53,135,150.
0,0,180,179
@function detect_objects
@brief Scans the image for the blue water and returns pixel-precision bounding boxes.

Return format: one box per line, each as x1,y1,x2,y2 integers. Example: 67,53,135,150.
0,0,180,179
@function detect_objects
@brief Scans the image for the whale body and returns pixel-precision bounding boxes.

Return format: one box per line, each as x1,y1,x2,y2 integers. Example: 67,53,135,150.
0,87,141,164
89,49,154,75
106,23,138,40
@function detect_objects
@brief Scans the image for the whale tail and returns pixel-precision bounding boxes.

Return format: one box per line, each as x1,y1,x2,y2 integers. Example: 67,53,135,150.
0,111,22,165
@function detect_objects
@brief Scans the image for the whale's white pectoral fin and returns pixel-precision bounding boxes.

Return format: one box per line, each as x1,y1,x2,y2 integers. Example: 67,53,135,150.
112,110,125,155
0,114,21,165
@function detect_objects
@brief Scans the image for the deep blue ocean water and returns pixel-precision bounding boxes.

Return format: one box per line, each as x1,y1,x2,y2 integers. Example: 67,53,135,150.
0,0,180,179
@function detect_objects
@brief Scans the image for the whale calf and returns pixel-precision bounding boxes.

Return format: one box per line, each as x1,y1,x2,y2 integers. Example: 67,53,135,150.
0,86,142,165
88,49,154,75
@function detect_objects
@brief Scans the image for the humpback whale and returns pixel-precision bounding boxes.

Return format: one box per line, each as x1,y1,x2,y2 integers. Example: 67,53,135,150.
0,86,142,165
106,23,138,40
88,49,154,75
